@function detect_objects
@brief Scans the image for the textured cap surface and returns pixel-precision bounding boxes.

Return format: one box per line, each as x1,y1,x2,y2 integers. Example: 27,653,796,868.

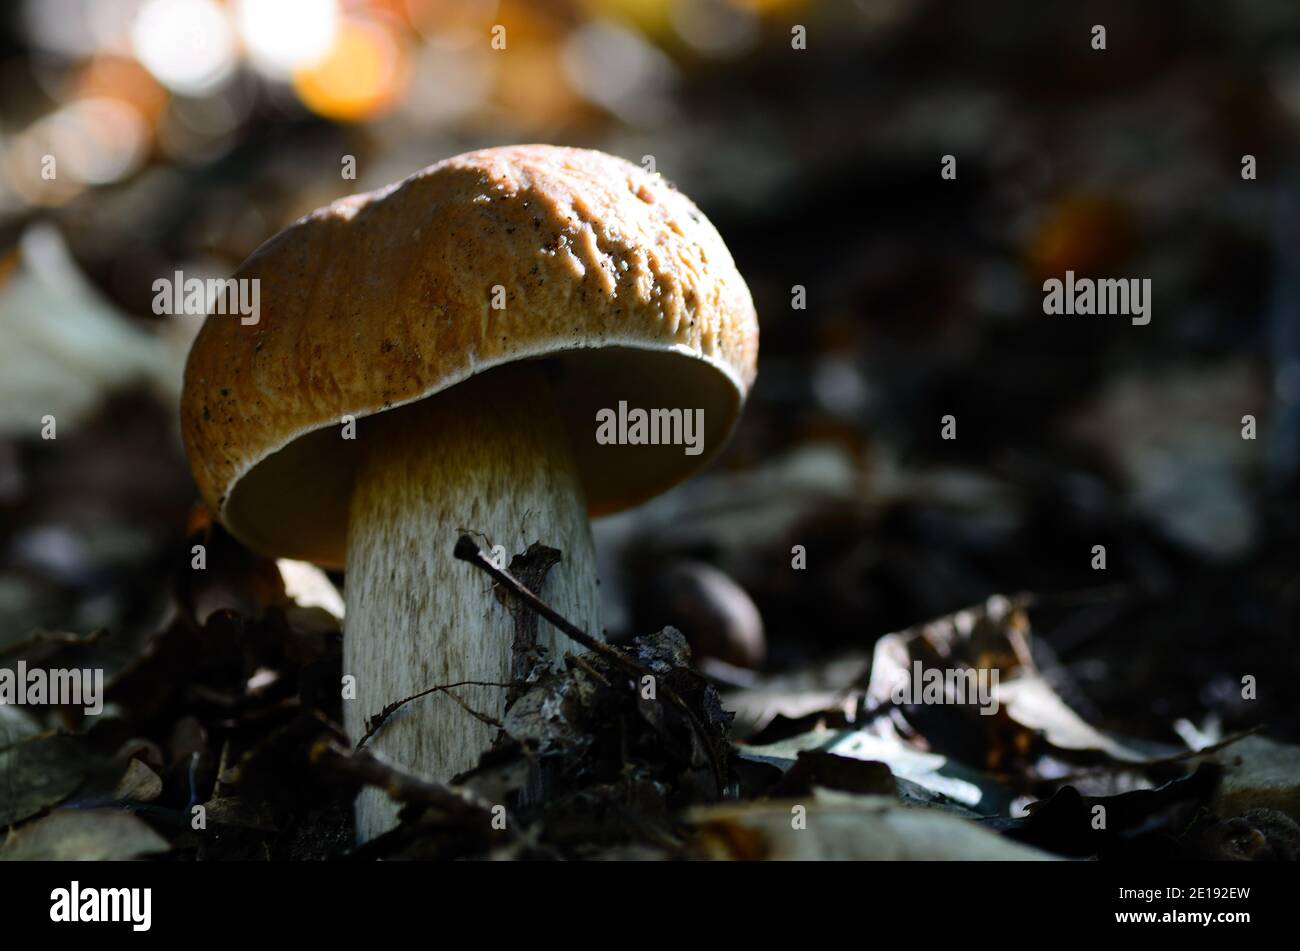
181,145,758,566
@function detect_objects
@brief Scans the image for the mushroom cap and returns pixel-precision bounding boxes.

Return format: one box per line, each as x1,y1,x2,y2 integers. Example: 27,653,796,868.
181,145,758,567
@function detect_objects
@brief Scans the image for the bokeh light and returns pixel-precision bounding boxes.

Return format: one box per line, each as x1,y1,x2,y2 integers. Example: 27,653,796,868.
131,0,236,95
21,0,142,58
3,97,148,206
404,0,500,38
402,32,495,125
670,0,760,57
292,16,408,122
74,56,169,129
236,0,340,79
562,19,676,125
54,98,151,185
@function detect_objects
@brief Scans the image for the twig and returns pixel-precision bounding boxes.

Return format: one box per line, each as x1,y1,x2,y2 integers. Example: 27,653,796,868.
442,689,505,731
455,535,624,666
569,652,613,689
496,543,561,708
313,740,500,817
357,680,509,750
453,534,726,795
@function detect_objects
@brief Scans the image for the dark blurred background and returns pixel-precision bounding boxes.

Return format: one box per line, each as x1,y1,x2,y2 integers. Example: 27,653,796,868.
1,0,1298,751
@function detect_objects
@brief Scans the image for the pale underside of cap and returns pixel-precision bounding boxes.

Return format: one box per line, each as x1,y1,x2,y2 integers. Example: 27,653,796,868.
181,144,759,567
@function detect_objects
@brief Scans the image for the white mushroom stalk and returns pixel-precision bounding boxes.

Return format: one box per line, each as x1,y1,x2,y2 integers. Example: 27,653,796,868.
343,364,600,841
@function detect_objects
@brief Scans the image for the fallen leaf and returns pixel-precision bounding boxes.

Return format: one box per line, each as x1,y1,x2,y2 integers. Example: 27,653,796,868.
0,809,168,860
994,764,1220,858
0,733,88,825
866,594,1172,768
720,652,870,740
113,758,163,803
739,725,1013,813
690,796,1055,860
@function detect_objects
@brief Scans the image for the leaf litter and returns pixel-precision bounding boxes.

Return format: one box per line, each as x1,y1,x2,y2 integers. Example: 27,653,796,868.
0,520,1293,861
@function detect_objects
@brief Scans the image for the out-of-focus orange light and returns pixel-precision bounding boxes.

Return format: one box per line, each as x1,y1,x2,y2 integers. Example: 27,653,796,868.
494,44,587,125
404,0,499,37
487,2,586,126
1026,194,1134,284
74,56,169,129
725,0,811,14
4,97,149,207
292,17,408,122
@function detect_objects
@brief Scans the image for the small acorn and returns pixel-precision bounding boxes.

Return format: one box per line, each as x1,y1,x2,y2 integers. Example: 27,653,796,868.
648,560,766,670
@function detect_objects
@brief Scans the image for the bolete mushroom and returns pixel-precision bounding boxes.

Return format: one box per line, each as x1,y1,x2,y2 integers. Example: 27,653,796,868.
180,145,758,839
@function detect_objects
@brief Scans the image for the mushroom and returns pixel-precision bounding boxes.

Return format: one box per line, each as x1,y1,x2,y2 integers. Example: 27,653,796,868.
180,145,759,840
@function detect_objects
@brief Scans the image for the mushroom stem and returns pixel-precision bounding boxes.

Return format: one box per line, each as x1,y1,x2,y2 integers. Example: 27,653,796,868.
343,363,600,842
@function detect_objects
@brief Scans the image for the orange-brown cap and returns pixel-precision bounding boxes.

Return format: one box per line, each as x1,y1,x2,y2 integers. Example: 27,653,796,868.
181,145,758,567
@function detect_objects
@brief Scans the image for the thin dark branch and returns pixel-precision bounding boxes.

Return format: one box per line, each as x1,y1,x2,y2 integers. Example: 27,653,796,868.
497,543,561,708
455,535,636,673
454,534,726,794
357,680,510,750
313,740,500,818
442,688,505,731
